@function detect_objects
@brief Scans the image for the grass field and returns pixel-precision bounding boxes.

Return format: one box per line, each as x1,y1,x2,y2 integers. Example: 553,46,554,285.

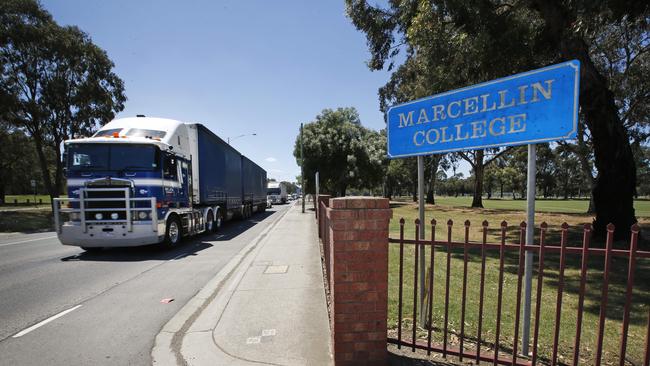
416,196,650,217
1,194,53,205
0,209,53,232
387,200,650,365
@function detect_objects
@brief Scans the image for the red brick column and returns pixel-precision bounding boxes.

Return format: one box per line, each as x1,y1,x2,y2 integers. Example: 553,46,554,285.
316,194,331,221
326,197,391,366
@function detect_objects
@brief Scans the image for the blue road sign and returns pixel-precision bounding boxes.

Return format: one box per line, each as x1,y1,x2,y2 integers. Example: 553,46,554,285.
386,60,580,158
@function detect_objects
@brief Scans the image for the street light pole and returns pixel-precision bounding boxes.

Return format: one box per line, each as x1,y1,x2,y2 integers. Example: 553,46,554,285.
301,123,305,213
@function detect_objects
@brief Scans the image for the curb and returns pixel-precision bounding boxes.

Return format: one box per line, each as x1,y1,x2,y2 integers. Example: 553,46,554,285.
151,204,295,365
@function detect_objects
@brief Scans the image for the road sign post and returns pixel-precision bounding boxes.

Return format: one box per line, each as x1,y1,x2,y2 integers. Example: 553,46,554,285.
417,155,426,326
522,143,537,355
386,61,580,344
31,179,37,206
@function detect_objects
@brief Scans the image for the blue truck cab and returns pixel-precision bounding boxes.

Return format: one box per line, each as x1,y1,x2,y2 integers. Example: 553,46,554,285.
54,116,267,250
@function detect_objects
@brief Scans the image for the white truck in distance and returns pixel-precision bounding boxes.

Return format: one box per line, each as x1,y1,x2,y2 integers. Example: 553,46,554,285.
267,182,287,204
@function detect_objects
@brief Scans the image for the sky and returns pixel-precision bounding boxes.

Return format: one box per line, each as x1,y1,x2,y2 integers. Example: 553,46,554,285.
42,0,394,183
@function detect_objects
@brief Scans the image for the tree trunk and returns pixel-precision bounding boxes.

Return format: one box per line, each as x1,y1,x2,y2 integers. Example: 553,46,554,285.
54,140,64,196
567,39,637,238
426,156,440,204
575,123,596,214
471,150,485,208
0,180,5,204
32,131,57,199
532,0,637,239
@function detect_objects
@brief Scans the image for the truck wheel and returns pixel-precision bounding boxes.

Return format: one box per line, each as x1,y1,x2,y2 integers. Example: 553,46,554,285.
214,210,223,232
206,210,214,232
163,216,182,247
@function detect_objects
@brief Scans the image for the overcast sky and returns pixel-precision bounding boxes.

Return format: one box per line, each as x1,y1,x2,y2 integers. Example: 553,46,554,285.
42,0,394,182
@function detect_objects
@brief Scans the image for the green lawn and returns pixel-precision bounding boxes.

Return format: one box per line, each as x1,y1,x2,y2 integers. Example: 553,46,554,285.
387,201,650,365
2,194,53,205
0,208,53,232
424,195,650,217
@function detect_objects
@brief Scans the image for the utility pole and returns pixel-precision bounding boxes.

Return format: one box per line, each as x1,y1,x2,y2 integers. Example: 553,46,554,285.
301,123,305,213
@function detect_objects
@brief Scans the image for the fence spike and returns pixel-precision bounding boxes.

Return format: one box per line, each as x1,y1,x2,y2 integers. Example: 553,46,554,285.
520,221,527,228
482,220,488,227
541,221,548,229
607,223,615,232
501,220,507,228
584,223,592,232
631,223,640,233
431,218,437,226
447,219,453,226
400,217,405,225
561,222,569,230
464,219,471,227
415,218,420,225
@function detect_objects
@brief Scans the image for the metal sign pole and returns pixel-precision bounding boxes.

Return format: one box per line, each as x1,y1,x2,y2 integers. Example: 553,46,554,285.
522,144,536,355
315,171,319,204
300,123,305,213
417,155,426,326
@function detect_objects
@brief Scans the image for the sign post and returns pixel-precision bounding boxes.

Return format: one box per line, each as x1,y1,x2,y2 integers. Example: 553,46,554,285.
315,171,320,205
31,179,37,206
300,123,305,213
522,144,536,354
386,60,580,345
417,155,426,326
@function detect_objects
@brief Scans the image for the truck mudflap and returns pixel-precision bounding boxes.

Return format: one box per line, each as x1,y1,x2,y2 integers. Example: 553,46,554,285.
53,187,161,247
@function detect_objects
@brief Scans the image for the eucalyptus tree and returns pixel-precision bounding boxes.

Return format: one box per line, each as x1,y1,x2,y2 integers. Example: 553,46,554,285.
345,0,648,238
293,107,384,197
0,0,126,199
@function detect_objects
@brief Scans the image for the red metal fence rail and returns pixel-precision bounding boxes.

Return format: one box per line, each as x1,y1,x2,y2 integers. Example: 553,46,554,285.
387,218,650,366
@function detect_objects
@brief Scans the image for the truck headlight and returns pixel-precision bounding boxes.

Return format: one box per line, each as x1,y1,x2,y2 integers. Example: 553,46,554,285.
111,213,119,220
95,213,103,220
138,211,148,220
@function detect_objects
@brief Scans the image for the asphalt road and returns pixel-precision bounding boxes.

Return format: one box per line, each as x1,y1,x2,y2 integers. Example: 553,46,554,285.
0,204,290,366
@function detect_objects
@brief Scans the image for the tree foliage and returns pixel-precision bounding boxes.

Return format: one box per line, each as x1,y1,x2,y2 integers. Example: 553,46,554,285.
346,0,649,238
294,107,386,196
0,0,126,199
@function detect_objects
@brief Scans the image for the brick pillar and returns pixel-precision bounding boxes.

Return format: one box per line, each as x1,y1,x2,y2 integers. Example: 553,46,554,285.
326,197,391,366
316,194,331,222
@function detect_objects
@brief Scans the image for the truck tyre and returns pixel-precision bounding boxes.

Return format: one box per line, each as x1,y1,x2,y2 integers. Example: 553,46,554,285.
214,209,223,231
206,210,215,233
163,216,182,247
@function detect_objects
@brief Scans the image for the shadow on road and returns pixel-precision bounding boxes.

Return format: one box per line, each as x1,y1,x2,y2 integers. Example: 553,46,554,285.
60,209,280,262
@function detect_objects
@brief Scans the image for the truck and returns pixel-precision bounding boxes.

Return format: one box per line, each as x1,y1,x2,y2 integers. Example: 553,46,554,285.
54,116,267,251
267,181,288,204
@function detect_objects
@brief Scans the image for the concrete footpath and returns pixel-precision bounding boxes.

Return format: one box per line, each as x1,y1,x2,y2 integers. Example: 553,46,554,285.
152,203,333,365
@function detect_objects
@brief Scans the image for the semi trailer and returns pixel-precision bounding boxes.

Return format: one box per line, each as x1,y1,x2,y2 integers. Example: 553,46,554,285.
267,181,288,204
54,116,267,250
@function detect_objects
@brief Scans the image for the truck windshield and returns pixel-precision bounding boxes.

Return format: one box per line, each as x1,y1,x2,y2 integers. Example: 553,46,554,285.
268,188,281,195
68,144,159,171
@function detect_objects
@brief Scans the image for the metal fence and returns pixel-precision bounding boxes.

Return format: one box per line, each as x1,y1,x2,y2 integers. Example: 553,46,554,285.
388,218,650,366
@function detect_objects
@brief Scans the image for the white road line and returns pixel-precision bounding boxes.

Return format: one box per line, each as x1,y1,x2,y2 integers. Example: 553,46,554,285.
0,235,57,247
12,305,82,338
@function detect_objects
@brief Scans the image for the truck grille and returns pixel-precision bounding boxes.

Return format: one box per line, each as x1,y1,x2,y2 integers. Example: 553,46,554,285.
84,189,128,221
